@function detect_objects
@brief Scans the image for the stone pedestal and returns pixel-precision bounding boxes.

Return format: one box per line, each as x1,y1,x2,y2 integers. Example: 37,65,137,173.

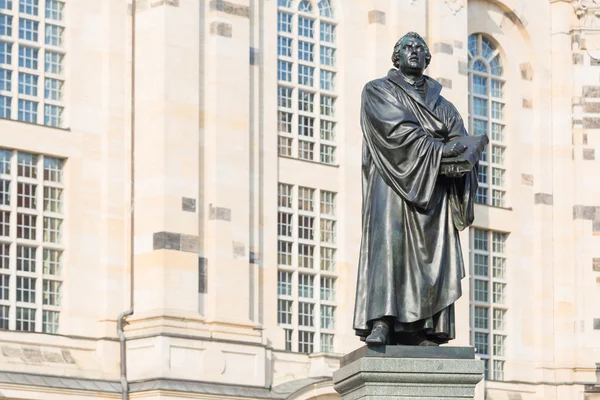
333,346,484,400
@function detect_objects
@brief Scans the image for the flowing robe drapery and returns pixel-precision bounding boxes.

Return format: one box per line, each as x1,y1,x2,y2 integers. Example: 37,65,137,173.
353,69,478,341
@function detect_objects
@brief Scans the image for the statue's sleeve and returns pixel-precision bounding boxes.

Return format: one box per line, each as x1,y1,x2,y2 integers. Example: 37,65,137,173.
443,100,478,231
360,80,444,210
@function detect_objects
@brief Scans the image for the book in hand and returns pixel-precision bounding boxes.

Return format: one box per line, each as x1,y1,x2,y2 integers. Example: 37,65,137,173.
440,134,489,174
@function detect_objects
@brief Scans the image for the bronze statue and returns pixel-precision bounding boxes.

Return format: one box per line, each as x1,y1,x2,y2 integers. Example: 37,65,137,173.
353,32,487,346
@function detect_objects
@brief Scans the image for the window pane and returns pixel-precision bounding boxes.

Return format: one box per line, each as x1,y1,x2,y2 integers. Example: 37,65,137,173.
19,0,38,16
0,68,10,91
45,24,63,47
320,22,335,43
298,274,314,298
491,80,503,98
298,115,314,137
19,18,38,41
493,309,506,331
474,279,488,302
43,157,64,182
45,51,63,74
320,46,335,66
298,215,314,240
472,75,487,96
474,306,488,329
298,41,314,62
45,0,64,21
278,86,293,108
277,12,292,33
277,111,292,134
277,270,292,296
0,42,11,64
473,97,487,117
18,46,38,69
18,99,37,123
298,90,314,113
0,15,13,37
298,140,313,160
298,16,314,38
298,244,314,269
277,240,292,266
474,253,488,277
277,60,292,82
320,247,335,271
492,282,505,304
277,36,292,57
18,73,38,96
474,332,488,355
298,64,314,86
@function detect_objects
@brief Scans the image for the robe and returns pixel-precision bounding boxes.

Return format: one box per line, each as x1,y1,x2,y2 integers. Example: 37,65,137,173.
353,69,478,342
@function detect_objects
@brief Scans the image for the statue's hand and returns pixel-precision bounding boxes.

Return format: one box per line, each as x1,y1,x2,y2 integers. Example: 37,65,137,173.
442,141,467,158
443,164,466,178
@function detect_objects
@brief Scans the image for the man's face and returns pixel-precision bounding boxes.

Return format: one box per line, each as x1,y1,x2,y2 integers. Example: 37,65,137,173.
398,37,427,74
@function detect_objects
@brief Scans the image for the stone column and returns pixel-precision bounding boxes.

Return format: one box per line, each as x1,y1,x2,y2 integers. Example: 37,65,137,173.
334,346,484,400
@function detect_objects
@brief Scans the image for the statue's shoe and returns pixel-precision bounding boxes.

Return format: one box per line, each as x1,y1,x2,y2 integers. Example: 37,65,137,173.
365,323,389,345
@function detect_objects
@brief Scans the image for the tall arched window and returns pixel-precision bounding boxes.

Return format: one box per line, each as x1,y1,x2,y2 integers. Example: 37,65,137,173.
276,0,339,355
468,34,506,208
277,0,337,166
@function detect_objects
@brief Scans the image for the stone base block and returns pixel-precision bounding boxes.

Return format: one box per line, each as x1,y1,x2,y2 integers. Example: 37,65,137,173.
333,346,484,400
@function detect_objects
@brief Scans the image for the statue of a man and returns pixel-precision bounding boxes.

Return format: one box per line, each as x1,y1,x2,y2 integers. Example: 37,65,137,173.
353,32,479,346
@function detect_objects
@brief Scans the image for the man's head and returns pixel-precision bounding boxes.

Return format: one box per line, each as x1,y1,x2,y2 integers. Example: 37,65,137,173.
391,32,431,76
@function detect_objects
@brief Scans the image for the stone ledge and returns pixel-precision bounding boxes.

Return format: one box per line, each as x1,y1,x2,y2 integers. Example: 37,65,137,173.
334,348,483,400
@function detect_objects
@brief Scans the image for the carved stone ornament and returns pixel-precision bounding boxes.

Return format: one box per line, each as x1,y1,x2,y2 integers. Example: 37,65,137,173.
444,0,465,15
573,0,600,19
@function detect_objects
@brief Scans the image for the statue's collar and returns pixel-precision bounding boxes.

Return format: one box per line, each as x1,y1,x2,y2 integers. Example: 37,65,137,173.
386,69,442,110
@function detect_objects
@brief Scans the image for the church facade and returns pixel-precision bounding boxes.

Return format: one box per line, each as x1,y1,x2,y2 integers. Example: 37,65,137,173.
0,0,598,399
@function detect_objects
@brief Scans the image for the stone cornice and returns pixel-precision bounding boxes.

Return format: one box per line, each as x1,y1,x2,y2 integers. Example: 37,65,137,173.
573,0,600,18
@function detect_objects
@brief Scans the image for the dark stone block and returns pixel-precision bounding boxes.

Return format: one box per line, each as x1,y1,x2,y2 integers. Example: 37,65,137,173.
210,22,232,38
583,86,600,98
341,345,475,367
583,133,588,145
573,53,584,65
583,102,600,113
22,348,44,364
209,205,231,221
593,258,600,271
521,174,534,186
534,193,553,205
573,205,600,220
181,234,199,253
593,222,600,233
458,60,468,76
2,346,21,358
198,258,207,294
61,350,76,364
520,62,533,81
250,47,259,65
433,42,453,55
368,10,385,25
44,351,65,363
583,148,596,160
454,40,463,49
210,0,250,18
153,232,181,251
437,77,452,89
594,319,600,330
233,241,245,258
583,117,600,128
182,197,196,212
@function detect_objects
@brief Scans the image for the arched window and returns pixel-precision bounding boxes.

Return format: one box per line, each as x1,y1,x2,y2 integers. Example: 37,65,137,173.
277,0,337,166
468,34,506,208
276,0,339,356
